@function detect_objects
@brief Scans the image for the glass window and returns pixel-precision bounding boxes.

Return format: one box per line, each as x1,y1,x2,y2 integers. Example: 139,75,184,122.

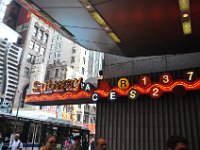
24,67,30,77
40,47,45,55
49,53,52,59
29,41,35,49
71,56,75,63
45,70,50,81
28,126,34,142
32,26,38,37
83,57,85,65
34,44,40,53
27,54,32,63
82,67,84,75
78,104,81,109
43,33,48,43
35,126,41,143
32,56,36,64
77,114,81,122
55,52,60,58
38,30,43,40
56,43,60,49
55,69,59,77
51,44,54,49
72,47,76,53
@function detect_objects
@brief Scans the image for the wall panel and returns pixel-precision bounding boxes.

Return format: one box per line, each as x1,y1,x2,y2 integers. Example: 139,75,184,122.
96,69,200,150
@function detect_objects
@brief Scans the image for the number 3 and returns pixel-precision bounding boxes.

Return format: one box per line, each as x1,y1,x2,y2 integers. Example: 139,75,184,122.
162,75,169,84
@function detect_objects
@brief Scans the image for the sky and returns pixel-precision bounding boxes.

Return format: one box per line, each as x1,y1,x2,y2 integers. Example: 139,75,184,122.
0,22,19,43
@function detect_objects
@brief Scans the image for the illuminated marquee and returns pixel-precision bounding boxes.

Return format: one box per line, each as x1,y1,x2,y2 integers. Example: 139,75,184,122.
32,78,82,93
25,70,200,104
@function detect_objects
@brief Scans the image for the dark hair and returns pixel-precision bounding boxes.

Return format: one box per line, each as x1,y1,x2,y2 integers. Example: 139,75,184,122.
167,136,189,150
99,70,103,76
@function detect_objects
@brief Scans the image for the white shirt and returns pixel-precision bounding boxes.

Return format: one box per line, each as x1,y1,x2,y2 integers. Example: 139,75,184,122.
9,140,23,150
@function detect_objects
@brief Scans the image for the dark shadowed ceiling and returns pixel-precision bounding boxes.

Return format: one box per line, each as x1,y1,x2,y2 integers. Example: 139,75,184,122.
18,0,200,57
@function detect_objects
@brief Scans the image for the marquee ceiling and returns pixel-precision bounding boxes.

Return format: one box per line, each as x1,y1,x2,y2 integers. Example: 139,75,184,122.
18,0,200,57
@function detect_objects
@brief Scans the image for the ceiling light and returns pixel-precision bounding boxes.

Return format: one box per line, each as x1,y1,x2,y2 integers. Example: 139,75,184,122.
182,13,189,18
178,0,190,11
104,26,110,31
108,32,121,43
90,11,107,26
182,21,192,35
85,4,91,9
79,0,88,3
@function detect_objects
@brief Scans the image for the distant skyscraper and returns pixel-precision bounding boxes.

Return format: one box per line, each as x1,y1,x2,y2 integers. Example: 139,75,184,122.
0,0,11,22
3,0,21,30
0,38,22,107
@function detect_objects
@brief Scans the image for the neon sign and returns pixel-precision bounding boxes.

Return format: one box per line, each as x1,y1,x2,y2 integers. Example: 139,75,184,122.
32,78,82,93
26,70,200,104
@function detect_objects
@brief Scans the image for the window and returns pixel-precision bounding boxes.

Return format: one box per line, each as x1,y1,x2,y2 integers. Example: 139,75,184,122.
90,117,95,123
24,67,30,77
29,41,35,49
72,47,76,53
28,126,34,142
35,126,41,143
38,30,43,40
40,47,45,55
51,44,54,49
82,67,85,75
27,54,32,63
78,104,81,109
45,70,50,81
55,69,59,77
56,43,61,49
43,33,48,43
71,56,75,63
55,52,61,58
71,66,74,69
26,54,35,64
83,57,85,65
34,44,40,53
32,26,38,37
77,114,81,122
49,53,52,59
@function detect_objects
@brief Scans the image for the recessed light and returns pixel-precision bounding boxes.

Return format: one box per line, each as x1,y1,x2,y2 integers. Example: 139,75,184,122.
182,13,188,18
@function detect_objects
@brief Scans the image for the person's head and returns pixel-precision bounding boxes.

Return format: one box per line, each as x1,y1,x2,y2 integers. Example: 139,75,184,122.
96,138,106,150
14,134,20,141
167,136,189,150
73,136,81,145
46,135,56,150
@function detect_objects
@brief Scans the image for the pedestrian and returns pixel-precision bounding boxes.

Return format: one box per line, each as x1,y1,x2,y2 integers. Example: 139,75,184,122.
40,135,56,150
68,136,83,150
8,134,23,150
167,135,189,150
0,136,3,150
88,135,95,150
95,138,106,150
